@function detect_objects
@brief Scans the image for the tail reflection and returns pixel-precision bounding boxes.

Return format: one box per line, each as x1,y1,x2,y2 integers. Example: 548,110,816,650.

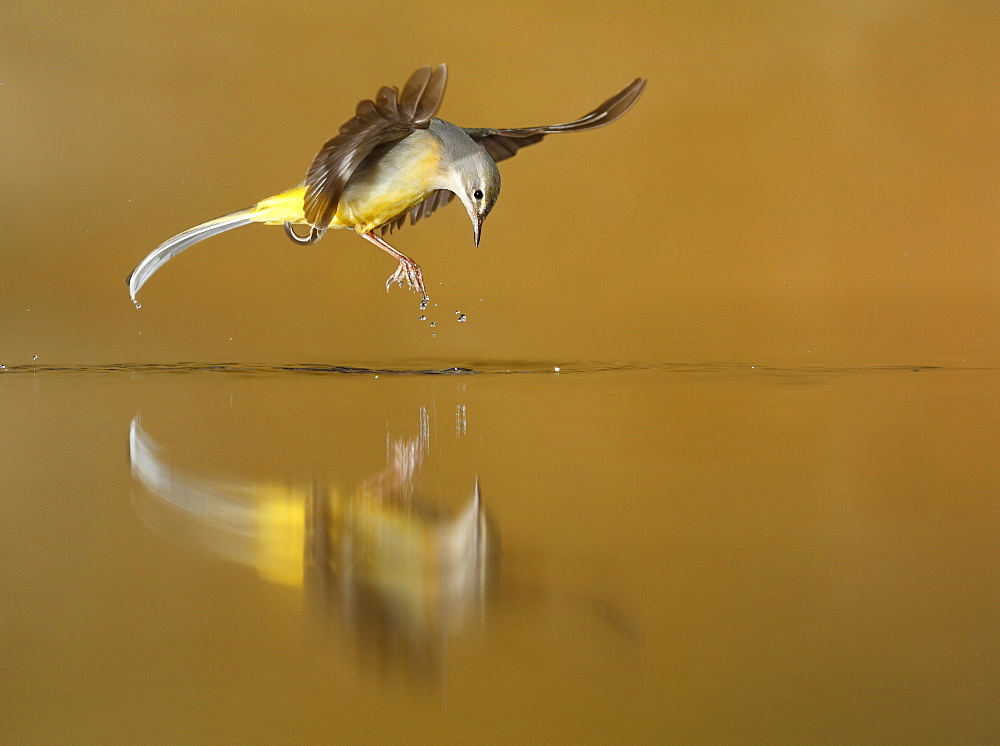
128,415,496,683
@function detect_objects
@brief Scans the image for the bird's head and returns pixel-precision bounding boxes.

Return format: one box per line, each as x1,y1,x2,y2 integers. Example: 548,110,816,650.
451,151,501,247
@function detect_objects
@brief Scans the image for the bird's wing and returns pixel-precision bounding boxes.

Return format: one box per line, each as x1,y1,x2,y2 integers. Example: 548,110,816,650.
381,77,647,232
464,77,647,163
303,64,448,230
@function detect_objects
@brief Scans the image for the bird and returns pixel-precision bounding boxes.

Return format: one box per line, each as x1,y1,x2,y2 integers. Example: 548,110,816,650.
126,65,647,305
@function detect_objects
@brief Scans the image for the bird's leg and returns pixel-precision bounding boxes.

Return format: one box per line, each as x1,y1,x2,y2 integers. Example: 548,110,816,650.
360,231,428,301
283,222,326,245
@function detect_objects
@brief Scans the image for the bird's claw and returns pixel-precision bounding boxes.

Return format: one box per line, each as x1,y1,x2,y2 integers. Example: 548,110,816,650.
385,259,428,301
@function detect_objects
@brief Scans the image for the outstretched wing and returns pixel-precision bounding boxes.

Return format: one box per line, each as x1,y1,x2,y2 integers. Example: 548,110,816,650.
383,77,648,232
304,64,448,230
465,77,647,163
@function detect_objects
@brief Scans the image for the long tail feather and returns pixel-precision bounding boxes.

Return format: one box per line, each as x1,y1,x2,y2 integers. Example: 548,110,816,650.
126,207,256,302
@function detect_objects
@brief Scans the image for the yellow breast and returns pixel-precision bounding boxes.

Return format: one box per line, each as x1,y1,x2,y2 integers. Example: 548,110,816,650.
336,130,443,234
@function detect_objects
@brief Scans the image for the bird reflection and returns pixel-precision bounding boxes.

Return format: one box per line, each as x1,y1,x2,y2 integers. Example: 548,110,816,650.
128,412,495,684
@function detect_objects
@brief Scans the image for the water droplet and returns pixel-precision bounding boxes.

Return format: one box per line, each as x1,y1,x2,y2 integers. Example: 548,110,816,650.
429,322,436,327
419,316,426,321
33,355,38,361
457,314,467,323
554,366,561,372
419,298,428,310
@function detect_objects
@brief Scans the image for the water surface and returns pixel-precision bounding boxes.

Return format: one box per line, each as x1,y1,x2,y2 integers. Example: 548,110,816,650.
3,365,997,741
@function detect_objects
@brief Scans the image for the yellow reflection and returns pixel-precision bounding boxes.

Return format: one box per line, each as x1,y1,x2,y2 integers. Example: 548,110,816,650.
254,486,306,586
128,412,495,682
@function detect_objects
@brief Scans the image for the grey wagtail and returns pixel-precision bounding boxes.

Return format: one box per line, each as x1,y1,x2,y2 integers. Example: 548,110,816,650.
127,65,646,304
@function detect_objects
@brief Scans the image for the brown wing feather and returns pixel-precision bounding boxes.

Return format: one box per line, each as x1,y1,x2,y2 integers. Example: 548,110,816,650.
303,65,448,229
464,77,647,163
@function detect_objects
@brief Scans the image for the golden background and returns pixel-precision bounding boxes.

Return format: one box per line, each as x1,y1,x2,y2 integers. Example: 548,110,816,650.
2,1,995,368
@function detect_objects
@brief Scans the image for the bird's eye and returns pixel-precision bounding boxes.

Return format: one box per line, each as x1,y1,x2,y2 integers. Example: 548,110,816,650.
473,189,484,200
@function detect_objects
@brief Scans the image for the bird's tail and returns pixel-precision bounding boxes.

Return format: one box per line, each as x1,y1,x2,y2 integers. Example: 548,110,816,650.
126,208,257,303
126,186,308,304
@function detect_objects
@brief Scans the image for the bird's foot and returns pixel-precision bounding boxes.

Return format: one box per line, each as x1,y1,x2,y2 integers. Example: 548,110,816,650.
361,230,428,303
385,258,428,301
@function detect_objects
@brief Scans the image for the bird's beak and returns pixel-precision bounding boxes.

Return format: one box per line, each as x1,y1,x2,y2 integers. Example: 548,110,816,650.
474,215,484,247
